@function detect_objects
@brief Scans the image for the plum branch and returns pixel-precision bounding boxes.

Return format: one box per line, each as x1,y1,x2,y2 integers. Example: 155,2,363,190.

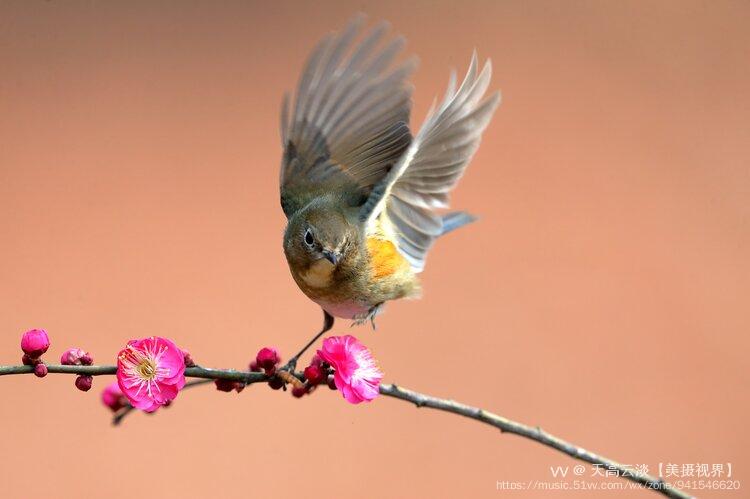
0,363,692,499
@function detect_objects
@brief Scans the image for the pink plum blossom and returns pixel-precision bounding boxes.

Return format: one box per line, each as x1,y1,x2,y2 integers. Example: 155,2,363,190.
317,335,382,404
116,336,186,412
21,329,50,358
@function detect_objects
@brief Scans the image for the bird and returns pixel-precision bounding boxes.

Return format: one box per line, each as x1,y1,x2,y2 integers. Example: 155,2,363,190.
279,16,500,341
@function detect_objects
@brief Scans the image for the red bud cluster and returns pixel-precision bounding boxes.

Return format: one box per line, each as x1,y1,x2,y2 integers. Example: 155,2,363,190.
214,379,245,393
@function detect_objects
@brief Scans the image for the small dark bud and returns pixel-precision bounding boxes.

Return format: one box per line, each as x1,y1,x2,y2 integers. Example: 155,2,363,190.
75,375,93,392
310,354,323,368
267,376,284,390
33,363,48,378
303,364,324,385
182,350,196,368
60,348,89,366
215,379,236,392
256,347,280,375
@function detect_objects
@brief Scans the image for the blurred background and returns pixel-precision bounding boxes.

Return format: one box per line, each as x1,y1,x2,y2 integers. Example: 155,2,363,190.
1,1,747,497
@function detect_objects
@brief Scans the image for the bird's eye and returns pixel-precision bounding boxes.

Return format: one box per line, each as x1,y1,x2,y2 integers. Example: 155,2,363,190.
304,229,314,247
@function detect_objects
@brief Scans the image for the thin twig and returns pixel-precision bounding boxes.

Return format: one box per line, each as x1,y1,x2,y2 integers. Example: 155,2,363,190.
0,364,692,499
379,383,692,499
0,365,117,376
0,364,271,382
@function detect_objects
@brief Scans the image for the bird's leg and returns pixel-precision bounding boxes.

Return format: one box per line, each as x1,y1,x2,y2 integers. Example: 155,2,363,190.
351,303,384,330
282,310,334,372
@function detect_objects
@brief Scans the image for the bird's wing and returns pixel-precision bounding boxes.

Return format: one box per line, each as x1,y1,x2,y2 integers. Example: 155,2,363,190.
279,16,415,218
361,53,500,272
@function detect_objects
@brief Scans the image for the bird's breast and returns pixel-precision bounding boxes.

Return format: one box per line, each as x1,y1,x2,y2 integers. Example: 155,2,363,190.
313,299,370,319
366,236,409,279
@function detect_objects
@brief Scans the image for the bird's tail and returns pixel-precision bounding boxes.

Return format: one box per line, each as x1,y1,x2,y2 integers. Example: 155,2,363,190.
440,211,478,236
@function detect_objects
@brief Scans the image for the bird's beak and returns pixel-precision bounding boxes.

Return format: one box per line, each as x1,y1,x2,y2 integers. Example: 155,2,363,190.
322,250,339,266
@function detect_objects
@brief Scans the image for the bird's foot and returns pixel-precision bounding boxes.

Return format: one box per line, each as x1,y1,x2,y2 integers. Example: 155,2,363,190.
351,303,384,330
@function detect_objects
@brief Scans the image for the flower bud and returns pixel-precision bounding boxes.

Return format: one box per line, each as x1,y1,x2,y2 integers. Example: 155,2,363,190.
215,379,245,393
34,363,48,378
256,347,280,375
215,379,236,392
182,349,195,368
248,360,261,372
75,375,93,392
291,386,307,398
21,329,50,358
303,364,324,385
22,354,36,366
267,376,284,390
101,382,127,412
60,348,91,366
310,353,328,371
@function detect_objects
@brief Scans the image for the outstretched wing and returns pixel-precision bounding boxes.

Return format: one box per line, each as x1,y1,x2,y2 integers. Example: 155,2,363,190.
280,16,415,218
361,53,500,272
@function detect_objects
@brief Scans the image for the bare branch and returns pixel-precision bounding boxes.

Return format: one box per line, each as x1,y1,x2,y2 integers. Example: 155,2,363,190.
380,383,692,499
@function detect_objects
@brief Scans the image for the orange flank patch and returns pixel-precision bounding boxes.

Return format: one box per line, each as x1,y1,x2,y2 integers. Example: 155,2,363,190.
366,237,407,279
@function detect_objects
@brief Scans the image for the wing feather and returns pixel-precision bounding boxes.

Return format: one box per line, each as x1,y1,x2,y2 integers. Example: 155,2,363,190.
280,16,415,217
361,52,501,272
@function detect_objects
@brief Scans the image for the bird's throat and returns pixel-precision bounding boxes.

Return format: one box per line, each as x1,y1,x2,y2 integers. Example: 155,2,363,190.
300,258,336,288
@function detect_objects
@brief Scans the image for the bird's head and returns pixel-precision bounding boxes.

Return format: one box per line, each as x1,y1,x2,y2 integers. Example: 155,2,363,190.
283,204,357,277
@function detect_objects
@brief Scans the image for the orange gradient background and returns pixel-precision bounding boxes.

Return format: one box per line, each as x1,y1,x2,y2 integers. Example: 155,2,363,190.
1,1,747,498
